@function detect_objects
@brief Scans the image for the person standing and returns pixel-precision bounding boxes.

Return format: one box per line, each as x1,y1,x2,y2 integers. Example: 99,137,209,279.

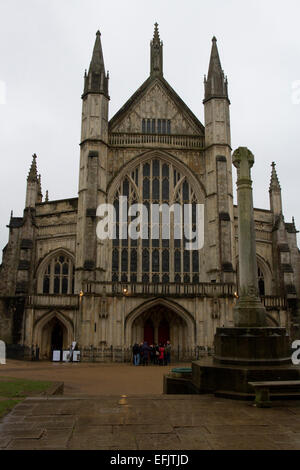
141,341,151,366
165,341,171,365
158,343,164,366
31,344,35,361
132,343,140,366
155,344,159,365
149,344,155,365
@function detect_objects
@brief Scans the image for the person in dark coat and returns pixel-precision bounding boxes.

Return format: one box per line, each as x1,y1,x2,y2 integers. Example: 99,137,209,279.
132,343,140,366
149,344,155,365
31,344,35,361
164,341,171,365
141,341,151,366
155,344,159,365
35,344,40,361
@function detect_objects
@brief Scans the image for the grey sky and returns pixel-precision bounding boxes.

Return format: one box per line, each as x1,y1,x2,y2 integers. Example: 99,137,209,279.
0,0,300,257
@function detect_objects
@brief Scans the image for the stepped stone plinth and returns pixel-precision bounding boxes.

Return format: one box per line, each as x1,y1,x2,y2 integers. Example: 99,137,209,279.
214,327,290,366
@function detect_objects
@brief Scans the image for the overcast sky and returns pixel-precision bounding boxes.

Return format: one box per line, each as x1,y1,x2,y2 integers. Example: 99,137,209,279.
0,0,300,257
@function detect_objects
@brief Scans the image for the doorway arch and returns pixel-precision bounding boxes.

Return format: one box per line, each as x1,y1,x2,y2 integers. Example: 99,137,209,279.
125,298,195,348
33,311,74,359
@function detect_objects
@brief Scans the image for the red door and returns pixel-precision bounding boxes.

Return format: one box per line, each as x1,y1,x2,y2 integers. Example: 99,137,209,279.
144,320,154,345
158,320,169,345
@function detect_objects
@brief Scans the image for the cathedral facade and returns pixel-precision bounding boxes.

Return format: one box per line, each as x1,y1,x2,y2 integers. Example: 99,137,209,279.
0,25,300,360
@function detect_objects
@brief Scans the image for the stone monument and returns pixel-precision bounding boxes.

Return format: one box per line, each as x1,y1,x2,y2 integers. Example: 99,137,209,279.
191,147,300,398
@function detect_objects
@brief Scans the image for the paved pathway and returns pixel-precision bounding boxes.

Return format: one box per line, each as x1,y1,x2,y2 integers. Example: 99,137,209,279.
1,394,300,450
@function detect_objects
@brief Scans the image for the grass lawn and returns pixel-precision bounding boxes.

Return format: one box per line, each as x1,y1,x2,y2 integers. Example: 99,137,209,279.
0,398,22,418
0,377,52,418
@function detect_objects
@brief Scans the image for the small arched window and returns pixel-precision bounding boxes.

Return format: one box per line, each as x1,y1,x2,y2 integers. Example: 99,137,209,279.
42,255,74,294
258,267,265,296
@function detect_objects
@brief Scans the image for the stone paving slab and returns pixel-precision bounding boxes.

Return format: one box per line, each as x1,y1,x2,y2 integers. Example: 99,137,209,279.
1,395,300,449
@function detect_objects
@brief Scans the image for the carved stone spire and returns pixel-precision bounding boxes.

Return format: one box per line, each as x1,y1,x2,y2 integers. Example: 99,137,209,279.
150,22,163,77
204,37,229,102
269,162,281,192
83,30,109,98
37,174,43,203
27,154,38,182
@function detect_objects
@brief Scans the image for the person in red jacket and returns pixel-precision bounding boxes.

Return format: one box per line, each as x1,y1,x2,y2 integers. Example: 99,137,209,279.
158,343,164,366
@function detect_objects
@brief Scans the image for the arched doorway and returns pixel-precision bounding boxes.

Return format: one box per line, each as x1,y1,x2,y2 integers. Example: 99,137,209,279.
41,317,68,358
144,319,154,344
33,311,74,360
131,302,190,348
50,318,64,351
158,319,170,345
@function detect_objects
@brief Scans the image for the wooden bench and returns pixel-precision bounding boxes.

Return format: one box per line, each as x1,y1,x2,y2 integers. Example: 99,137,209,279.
248,381,300,408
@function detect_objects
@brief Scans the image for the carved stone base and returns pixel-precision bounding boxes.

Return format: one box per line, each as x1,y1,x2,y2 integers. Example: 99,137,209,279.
234,297,267,327
214,327,291,366
191,358,300,398
190,326,297,399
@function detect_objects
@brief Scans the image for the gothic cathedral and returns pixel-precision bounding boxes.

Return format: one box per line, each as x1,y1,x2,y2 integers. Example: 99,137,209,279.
0,25,299,360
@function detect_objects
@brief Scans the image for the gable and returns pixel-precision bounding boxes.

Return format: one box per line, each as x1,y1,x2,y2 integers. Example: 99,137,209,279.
109,77,204,136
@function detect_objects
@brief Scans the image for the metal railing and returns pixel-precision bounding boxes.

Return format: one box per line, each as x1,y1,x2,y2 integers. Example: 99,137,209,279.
79,346,213,363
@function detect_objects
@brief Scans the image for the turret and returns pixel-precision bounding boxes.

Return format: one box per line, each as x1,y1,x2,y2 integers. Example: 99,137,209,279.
203,37,234,283
204,37,229,103
150,23,163,77
83,30,109,99
37,174,43,203
76,30,110,294
269,162,282,217
81,31,109,144
25,154,39,208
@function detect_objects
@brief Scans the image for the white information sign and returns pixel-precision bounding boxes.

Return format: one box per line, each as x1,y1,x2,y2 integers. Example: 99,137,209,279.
52,350,61,362
73,351,80,362
62,350,70,362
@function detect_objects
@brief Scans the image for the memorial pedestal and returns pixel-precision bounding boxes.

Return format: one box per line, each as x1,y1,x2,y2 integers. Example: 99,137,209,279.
191,327,300,398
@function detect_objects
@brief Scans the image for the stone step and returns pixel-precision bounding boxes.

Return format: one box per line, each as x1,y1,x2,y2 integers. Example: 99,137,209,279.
215,390,300,401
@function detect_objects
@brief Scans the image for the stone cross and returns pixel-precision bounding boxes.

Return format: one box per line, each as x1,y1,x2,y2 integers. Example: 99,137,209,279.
232,147,267,327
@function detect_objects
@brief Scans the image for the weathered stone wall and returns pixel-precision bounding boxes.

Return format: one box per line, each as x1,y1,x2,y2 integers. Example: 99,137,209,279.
0,226,22,296
73,294,236,350
0,298,13,343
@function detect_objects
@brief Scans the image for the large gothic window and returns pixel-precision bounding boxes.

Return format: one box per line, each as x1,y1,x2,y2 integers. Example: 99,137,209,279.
111,158,201,283
42,255,75,294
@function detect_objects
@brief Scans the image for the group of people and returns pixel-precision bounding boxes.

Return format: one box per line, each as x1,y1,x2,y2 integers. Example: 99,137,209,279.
132,341,171,366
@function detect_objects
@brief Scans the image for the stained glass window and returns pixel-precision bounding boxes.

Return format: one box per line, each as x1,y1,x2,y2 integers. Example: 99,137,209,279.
111,158,201,283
